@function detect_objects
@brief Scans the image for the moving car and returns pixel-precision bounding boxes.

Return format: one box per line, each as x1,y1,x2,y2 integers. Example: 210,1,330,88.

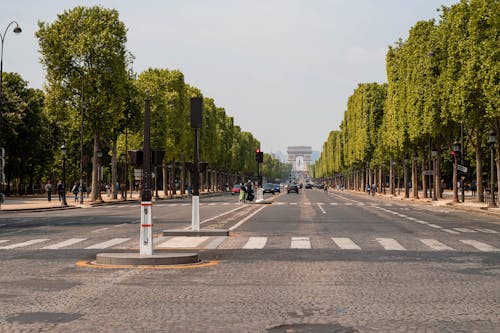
273,183,281,193
231,184,241,195
305,183,312,189
287,183,299,194
263,183,275,194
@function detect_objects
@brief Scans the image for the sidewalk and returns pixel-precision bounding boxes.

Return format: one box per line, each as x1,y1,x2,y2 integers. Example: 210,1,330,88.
0,189,221,212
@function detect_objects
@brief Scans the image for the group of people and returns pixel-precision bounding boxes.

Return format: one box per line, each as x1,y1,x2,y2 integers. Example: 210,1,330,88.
238,180,255,203
44,180,89,202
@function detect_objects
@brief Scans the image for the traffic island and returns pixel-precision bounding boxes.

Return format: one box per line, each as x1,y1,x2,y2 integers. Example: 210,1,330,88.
95,252,199,266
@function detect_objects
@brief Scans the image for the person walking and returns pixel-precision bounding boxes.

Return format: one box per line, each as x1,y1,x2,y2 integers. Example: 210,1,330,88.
471,179,477,197
45,180,52,202
71,182,79,202
239,182,246,203
56,181,64,202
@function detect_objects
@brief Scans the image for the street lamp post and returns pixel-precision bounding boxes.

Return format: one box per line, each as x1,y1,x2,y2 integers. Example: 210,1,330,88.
452,141,461,203
61,144,68,207
96,149,103,202
120,153,125,200
431,149,438,201
488,131,497,208
0,21,21,205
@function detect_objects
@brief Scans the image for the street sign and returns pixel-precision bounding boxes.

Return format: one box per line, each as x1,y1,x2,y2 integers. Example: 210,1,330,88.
423,170,434,176
457,165,468,173
134,169,142,180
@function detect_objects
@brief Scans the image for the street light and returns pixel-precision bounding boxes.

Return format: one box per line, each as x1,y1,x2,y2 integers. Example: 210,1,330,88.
452,141,461,203
120,153,125,200
404,153,409,199
488,131,497,208
97,149,103,202
60,144,68,206
0,21,21,204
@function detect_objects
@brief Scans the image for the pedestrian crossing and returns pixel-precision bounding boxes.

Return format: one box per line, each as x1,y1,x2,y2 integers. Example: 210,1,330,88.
105,202,401,209
0,235,498,252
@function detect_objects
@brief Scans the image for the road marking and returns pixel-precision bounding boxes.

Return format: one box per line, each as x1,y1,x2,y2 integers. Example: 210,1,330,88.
208,203,217,206
427,224,443,229
441,229,460,234
42,238,87,249
181,203,190,206
0,239,50,249
0,240,10,244
243,237,268,249
222,203,230,205
414,220,428,225
344,203,353,206
406,217,417,221
420,239,453,251
291,237,311,249
317,204,326,214
475,228,499,234
290,203,297,205
376,238,406,251
167,204,178,207
204,236,227,249
332,237,361,250
183,205,247,230
276,202,286,205
228,205,267,231
453,228,477,233
157,236,209,248
92,228,109,233
329,203,338,206
84,238,130,249
460,240,499,252
113,224,127,228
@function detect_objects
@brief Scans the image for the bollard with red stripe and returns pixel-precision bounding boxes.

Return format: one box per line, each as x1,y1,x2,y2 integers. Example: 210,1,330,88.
140,93,153,255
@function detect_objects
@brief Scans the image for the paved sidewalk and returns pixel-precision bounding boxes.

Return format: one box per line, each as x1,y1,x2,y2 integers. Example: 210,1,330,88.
0,190,221,212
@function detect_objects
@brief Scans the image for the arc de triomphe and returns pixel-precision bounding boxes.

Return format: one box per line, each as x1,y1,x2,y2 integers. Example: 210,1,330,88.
287,146,312,171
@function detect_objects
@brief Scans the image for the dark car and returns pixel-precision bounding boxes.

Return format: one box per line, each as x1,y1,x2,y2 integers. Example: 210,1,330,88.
231,184,241,195
305,183,312,189
263,183,275,194
287,183,299,194
273,183,281,193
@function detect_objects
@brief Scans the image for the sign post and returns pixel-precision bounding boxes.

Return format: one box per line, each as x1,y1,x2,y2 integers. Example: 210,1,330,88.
140,92,153,255
190,97,203,232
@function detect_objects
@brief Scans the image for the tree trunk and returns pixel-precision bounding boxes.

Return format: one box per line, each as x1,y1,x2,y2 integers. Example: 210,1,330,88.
412,149,419,199
111,140,118,199
180,157,185,195
421,149,428,199
475,132,484,202
91,133,102,202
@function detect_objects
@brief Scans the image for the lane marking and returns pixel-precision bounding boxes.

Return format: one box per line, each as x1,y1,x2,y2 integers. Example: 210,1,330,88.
157,236,209,248
376,238,406,251
243,237,268,249
317,204,326,214
0,240,10,244
420,239,453,251
332,237,361,250
84,238,130,249
427,224,443,229
475,228,499,234
460,240,499,252
453,228,476,233
184,205,247,230
290,203,297,205
329,203,338,206
228,205,267,231
42,238,87,249
92,228,109,233
442,229,460,234
0,239,50,249
291,237,311,249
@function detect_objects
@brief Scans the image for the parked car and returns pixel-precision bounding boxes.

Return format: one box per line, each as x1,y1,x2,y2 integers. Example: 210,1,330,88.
273,183,281,193
263,183,275,194
305,183,312,189
231,184,241,195
287,183,299,194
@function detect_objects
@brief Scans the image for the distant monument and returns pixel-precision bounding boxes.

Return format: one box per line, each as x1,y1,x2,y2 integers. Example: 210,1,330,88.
287,146,312,171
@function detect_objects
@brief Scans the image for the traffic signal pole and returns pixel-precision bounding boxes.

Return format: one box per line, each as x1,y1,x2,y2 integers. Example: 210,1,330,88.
190,97,203,232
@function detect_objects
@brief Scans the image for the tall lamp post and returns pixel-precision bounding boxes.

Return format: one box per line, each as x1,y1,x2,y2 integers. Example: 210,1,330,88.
96,149,103,202
60,144,68,207
0,21,21,204
452,141,461,203
488,131,497,208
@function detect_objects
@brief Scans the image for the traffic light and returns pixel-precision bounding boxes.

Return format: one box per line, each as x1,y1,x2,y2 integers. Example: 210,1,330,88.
255,149,263,163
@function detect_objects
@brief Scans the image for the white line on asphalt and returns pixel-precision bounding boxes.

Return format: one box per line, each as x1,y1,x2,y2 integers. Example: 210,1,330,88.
91,228,109,233
460,240,499,252
243,237,268,249
414,220,428,224
157,236,209,248
420,239,454,251
427,224,443,229
291,237,311,249
181,203,190,206
329,192,361,203
329,203,338,206
376,238,406,251
228,205,267,231
0,240,10,244
167,204,178,207
42,238,87,249
183,205,247,230
453,228,477,233
441,229,460,234
113,224,127,228
290,203,297,205
0,239,50,249
332,237,361,250
317,204,326,214
208,203,217,206
84,238,130,249
475,228,499,234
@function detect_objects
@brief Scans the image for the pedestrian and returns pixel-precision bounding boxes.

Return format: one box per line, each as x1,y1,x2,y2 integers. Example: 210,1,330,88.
45,180,52,202
105,183,111,197
239,182,246,203
471,179,477,197
71,182,79,202
57,180,64,201
323,181,328,192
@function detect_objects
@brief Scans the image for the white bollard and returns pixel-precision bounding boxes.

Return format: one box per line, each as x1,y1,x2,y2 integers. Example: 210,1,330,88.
192,195,200,231
140,201,153,255
256,188,264,202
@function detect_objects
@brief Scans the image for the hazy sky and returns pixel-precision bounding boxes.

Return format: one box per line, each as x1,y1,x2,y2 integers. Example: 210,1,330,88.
1,0,456,154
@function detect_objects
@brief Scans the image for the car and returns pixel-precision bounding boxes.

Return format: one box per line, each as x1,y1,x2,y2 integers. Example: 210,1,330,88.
305,183,312,189
262,183,275,194
287,183,299,194
231,184,241,195
273,183,281,193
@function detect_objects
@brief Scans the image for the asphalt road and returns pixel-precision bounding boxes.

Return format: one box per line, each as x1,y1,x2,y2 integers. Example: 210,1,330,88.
0,189,499,332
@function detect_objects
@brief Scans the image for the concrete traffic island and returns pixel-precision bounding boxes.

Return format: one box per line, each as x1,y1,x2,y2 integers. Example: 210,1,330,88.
95,252,199,266
162,229,229,237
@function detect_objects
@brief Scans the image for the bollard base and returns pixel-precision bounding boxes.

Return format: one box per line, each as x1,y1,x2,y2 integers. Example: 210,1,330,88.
95,252,199,266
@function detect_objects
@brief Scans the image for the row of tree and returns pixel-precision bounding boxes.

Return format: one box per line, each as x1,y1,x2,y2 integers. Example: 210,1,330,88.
1,5,290,198
312,0,499,202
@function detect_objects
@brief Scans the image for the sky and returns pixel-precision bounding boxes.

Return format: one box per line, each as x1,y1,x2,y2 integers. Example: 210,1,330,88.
1,0,457,155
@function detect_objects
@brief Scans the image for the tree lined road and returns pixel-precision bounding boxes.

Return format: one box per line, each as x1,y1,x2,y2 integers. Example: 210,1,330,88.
0,189,499,332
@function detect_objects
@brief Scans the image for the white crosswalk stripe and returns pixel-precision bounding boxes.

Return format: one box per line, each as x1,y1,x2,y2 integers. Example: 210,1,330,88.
0,239,50,249
442,229,460,234
454,228,476,233
460,240,499,252
332,237,360,250
42,238,87,249
243,237,268,249
475,228,499,234
420,239,453,251
0,240,9,244
376,238,406,251
84,238,130,249
291,237,311,249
